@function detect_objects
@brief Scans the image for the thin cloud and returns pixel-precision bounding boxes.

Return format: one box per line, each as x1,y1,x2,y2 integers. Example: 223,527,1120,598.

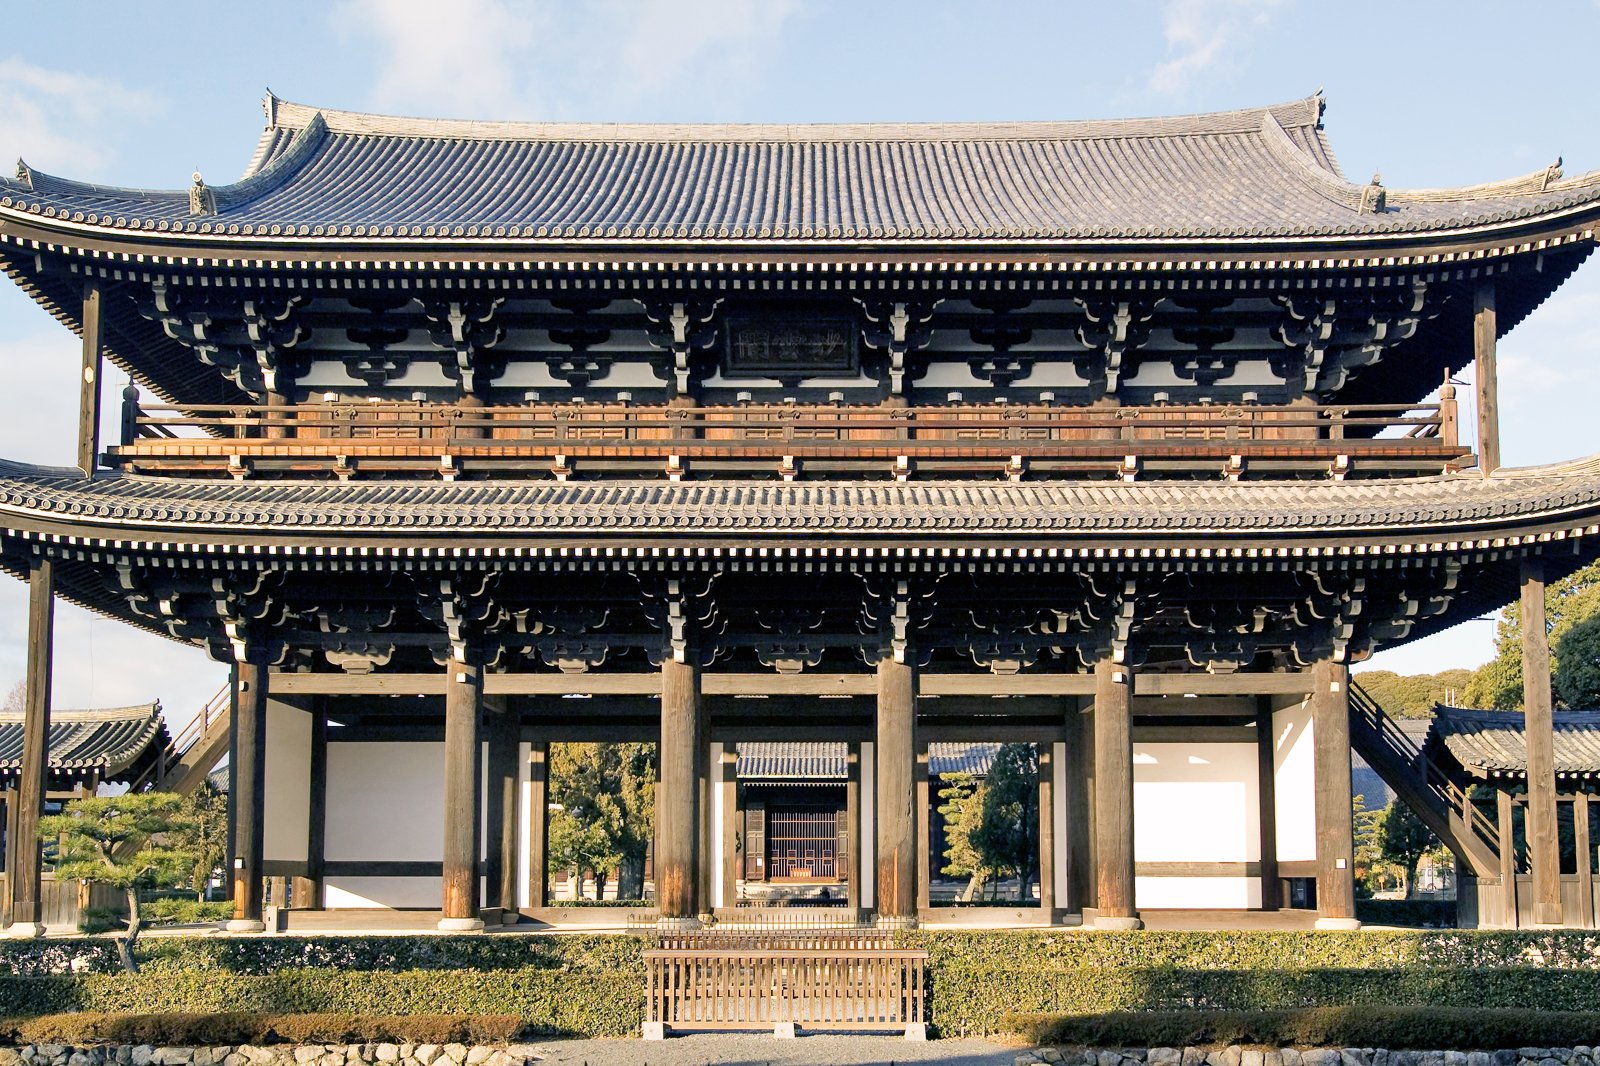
0,59,162,178
1147,0,1284,96
332,0,802,119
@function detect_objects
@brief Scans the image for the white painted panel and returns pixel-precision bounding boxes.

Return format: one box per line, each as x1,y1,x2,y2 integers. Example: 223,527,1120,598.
859,741,875,908
325,877,442,909
1136,876,1260,909
1132,742,1258,863
516,742,531,910
264,700,311,864
709,742,725,909
1274,702,1318,863
326,742,444,862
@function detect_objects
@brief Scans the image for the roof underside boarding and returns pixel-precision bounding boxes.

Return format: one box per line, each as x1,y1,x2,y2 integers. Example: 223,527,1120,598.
4,94,1599,249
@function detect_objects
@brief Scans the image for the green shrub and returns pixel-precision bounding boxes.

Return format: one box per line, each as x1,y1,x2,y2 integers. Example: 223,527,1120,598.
1005,1006,1600,1049
141,899,234,926
77,909,122,936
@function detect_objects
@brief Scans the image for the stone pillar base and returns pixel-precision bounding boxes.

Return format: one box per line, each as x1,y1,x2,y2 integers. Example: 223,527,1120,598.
773,1022,798,1038
4,922,46,939
224,919,266,934
1092,914,1144,930
875,914,918,930
655,915,703,931
904,1022,929,1042
641,1022,666,1041
1314,916,1363,931
437,916,486,932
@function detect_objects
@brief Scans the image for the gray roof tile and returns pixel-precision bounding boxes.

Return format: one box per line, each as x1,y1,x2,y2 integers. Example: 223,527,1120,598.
1429,707,1600,778
0,704,166,783
3,95,1597,245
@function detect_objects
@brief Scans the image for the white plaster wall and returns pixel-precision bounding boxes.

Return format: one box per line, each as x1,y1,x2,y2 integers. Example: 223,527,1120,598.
709,742,725,909
1273,701,1318,863
1052,740,1069,895
325,877,442,909
516,742,531,910
264,699,311,864
326,742,445,862
1132,741,1259,910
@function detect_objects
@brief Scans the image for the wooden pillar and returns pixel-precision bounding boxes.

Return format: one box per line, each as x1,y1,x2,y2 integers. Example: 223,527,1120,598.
718,746,738,912
1576,793,1594,929
7,560,54,936
1038,742,1057,922
439,659,483,930
527,742,549,911
1521,558,1563,925
1093,657,1140,928
298,700,328,909
1311,659,1359,929
224,664,239,902
228,659,268,932
77,283,103,477
1066,701,1095,915
845,742,861,917
483,700,519,919
657,658,702,924
696,721,712,916
1257,698,1281,911
1474,280,1500,475
875,656,917,927
1498,789,1519,928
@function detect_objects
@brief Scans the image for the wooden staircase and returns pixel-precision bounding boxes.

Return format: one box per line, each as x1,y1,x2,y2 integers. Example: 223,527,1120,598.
1347,681,1500,877
128,682,232,797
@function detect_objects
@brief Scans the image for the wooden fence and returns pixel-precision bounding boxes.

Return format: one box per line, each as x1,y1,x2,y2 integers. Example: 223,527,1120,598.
644,946,927,1036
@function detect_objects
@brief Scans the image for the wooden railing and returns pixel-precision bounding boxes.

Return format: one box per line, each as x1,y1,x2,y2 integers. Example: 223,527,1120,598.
107,397,1468,481
643,947,927,1035
1348,682,1501,876
127,682,231,794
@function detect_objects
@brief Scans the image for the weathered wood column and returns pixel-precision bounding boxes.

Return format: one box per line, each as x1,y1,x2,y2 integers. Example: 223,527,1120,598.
228,659,269,933
439,658,484,931
1521,558,1563,925
527,743,549,911
1066,702,1095,915
77,283,103,477
6,559,54,937
1092,657,1140,929
295,700,328,910
845,742,862,916
1257,698,1281,911
1474,280,1500,474
483,699,520,920
1311,659,1360,929
1498,789,1519,928
875,656,918,927
718,745,738,911
658,658,702,925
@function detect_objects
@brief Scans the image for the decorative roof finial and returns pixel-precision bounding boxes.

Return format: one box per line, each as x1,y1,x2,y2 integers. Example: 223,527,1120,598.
263,90,278,128
188,170,216,216
1542,157,1564,191
1359,172,1386,214
13,158,32,190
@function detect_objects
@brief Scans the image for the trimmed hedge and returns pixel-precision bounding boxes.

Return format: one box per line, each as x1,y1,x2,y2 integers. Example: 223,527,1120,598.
1355,899,1457,928
1005,1006,1600,1050
0,1013,527,1046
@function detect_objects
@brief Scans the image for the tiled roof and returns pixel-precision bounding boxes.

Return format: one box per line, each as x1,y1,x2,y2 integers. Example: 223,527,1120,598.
3,93,1597,246
1428,707,1600,778
737,742,999,781
0,455,1598,541
0,704,166,784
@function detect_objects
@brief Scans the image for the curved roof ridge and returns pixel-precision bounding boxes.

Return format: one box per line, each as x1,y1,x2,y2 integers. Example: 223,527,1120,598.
0,702,161,723
262,93,1327,144
1389,159,1599,204
1436,705,1600,723
1257,111,1366,212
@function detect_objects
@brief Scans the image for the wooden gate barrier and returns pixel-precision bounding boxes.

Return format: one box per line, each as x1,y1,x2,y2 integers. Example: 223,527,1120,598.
643,934,928,1039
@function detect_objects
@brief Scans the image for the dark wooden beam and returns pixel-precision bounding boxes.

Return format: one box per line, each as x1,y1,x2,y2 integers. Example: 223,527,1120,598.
77,283,103,478
1092,657,1140,928
845,742,861,917
484,700,520,914
1257,697,1281,911
1474,281,1500,474
439,659,483,929
1498,788,1519,928
1134,673,1314,697
876,657,918,926
1521,558,1562,925
7,559,54,934
1064,702,1092,915
230,660,268,931
1311,659,1358,928
303,700,328,909
657,658,702,922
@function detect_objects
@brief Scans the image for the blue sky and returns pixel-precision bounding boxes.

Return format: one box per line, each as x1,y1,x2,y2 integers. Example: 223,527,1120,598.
1,0,1598,722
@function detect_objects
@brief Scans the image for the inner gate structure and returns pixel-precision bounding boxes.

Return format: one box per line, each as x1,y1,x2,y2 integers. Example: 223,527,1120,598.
0,92,1598,932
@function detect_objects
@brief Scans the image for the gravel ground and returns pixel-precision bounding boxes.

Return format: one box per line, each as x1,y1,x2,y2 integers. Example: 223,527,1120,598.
517,1033,1020,1065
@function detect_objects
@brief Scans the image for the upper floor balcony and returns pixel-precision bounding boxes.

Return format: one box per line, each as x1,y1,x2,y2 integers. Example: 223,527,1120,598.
107,391,1468,482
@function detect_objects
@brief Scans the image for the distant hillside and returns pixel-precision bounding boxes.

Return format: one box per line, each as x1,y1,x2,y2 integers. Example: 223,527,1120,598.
1351,668,1474,717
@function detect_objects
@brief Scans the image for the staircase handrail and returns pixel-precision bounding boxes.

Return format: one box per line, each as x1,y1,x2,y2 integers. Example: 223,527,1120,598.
1348,681,1499,857
129,681,231,793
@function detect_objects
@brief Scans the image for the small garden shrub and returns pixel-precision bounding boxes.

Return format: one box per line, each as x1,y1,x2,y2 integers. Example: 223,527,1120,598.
0,1013,526,1046
1005,1006,1600,1050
